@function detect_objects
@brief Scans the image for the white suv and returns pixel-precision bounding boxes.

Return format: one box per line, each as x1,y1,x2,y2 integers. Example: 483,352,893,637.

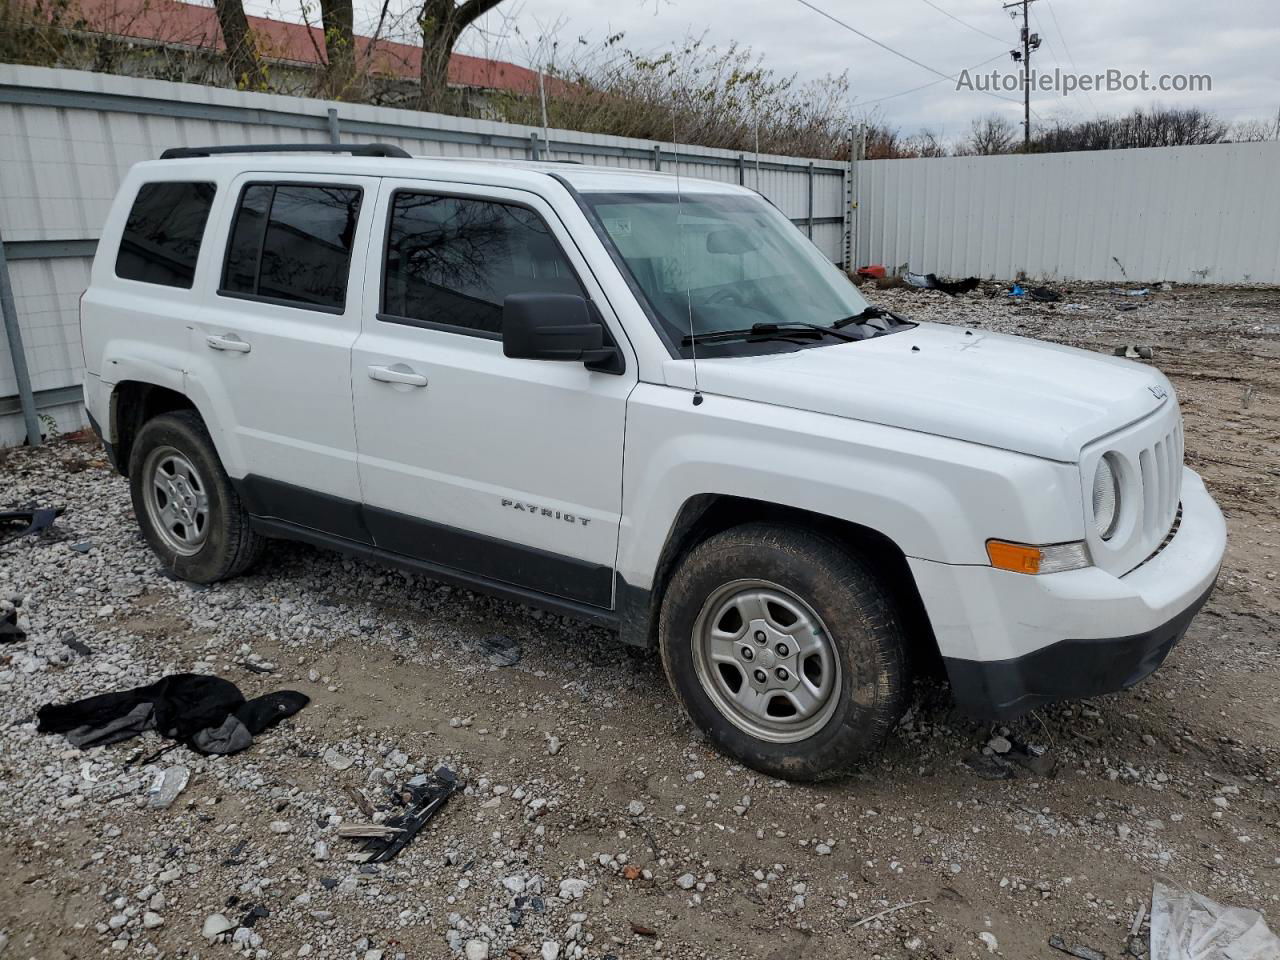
80,144,1226,780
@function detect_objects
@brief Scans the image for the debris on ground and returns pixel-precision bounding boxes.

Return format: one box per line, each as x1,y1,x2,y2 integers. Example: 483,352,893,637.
855,264,886,279
1049,933,1107,960
36,673,309,755
343,767,459,864
0,505,63,542
1149,881,1280,960
1115,345,1156,359
145,765,190,809
475,633,522,667
1112,287,1151,296
904,270,982,296
1,606,25,643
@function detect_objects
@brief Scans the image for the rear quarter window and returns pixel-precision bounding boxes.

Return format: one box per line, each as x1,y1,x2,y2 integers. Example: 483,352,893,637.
115,181,217,288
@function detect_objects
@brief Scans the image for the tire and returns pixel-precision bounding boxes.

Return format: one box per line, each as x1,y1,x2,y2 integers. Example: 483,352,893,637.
659,523,906,781
128,410,263,583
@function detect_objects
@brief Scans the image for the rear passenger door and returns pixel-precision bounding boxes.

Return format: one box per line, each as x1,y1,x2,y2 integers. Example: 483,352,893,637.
191,174,378,538
350,180,635,608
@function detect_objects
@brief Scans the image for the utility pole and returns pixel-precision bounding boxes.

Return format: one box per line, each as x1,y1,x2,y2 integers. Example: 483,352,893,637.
1003,0,1041,150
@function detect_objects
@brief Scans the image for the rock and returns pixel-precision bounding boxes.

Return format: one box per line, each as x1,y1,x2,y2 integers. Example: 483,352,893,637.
464,940,490,960
558,878,588,900
815,843,832,856
502,875,526,895
627,800,645,816
978,931,998,953
142,911,164,929
988,736,1012,754
269,820,292,834
323,748,354,771
202,913,235,939
676,873,697,890
313,840,330,861
541,942,560,960
546,736,563,756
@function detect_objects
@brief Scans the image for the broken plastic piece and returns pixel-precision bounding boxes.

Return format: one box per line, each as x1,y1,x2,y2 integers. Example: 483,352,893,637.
0,506,63,542
346,767,460,863
1049,934,1106,960
147,765,190,809
1150,880,1279,959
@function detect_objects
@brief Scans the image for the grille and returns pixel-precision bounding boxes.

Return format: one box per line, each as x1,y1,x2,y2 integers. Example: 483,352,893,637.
1137,421,1184,543
1134,504,1182,571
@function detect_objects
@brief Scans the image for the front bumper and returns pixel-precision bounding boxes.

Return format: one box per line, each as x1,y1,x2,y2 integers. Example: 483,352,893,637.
910,467,1226,719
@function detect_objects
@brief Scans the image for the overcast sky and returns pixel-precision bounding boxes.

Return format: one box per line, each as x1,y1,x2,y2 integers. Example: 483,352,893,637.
249,0,1280,140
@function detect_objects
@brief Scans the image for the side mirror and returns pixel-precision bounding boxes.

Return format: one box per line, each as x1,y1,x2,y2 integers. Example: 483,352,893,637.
502,293,622,372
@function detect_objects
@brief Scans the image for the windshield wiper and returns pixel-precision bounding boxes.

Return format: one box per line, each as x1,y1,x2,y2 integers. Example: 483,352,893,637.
681,321,856,346
832,306,891,329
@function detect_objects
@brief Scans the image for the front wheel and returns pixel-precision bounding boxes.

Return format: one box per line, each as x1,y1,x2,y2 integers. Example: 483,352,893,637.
128,410,263,583
659,523,906,781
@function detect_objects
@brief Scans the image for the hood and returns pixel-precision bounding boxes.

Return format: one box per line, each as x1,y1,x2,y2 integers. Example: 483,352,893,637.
669,322,1174,462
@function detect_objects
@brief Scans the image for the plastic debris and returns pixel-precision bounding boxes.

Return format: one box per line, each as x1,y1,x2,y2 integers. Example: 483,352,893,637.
1111,287,1151,296
1150,880,1280,959
0,506,63,542
147,765,190,809
343,767,460,863
856,264,887,279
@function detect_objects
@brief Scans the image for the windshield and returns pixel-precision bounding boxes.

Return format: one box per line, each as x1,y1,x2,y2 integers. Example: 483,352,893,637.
584,191,872,356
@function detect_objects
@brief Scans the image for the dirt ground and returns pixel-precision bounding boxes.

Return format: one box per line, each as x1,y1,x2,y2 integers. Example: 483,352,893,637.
0,282,1277,960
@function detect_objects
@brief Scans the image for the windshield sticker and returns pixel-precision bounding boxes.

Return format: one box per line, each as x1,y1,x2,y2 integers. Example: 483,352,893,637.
603,218,632,238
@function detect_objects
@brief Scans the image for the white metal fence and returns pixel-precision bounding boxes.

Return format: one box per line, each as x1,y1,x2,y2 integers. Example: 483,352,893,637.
0,64,851,446
852,141,1280,287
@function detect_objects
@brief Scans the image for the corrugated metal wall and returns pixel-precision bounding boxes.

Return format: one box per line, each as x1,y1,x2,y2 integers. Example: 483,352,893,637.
0,64,851,446
853,141,1280,285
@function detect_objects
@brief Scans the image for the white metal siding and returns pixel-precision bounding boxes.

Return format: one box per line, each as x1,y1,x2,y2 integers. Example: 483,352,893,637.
853,141,1280,285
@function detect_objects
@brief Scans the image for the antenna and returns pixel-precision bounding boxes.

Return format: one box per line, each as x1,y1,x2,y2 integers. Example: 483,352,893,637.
673,104,703,406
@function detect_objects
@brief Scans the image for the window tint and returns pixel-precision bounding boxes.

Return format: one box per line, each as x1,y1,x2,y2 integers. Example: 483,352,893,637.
221,184,362,310
115,181,216,288
383,192,584,335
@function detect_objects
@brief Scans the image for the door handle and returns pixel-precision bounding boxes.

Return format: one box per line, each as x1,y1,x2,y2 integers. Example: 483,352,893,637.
206,334,251,353
368,364,428,387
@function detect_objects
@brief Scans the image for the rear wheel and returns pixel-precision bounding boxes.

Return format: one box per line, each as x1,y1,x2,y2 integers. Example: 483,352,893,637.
659,523,906,780
128,411,263,582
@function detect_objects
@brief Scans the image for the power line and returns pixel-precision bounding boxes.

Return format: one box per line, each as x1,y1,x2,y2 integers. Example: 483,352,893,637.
790,0,1030,110
855,51,1009,108
1040,0,1100,115
917,0,1007,46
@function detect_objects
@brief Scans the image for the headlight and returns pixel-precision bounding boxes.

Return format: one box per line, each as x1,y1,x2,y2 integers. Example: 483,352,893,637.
1092,454,1122,540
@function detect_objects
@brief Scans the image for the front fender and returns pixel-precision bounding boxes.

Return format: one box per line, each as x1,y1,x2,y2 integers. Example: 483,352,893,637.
617,386,1084,590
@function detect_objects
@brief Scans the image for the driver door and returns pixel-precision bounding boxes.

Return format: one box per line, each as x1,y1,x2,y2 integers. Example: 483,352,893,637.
350,180,635,608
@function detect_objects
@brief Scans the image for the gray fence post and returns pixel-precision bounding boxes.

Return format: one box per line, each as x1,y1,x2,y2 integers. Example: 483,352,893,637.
806,162,815,238
738,154,746,186
653,144,661,171
326,108,341,144
0,232,41,447
529,132,541,161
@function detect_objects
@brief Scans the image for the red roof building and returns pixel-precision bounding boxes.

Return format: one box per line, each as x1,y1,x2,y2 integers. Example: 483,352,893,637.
60,0,550,95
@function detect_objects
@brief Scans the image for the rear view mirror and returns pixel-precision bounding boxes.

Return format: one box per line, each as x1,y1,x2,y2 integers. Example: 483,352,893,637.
706,227,760,255
502,293,622,373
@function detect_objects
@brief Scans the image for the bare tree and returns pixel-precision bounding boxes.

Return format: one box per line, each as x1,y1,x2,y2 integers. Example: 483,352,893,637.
965,113,1016,155
901,129,947,158
319,0,356,98
417,0,506,109
212,0,266,89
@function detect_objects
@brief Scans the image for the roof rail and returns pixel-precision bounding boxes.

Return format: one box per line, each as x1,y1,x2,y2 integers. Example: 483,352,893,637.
159,143,413,160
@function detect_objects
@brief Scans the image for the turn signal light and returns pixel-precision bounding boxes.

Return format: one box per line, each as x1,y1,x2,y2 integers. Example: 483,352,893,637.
986,539,1090,575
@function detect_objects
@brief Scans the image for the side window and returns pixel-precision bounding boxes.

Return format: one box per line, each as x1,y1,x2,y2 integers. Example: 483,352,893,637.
382,191,584,336
220,183,362,310
115,181,216,288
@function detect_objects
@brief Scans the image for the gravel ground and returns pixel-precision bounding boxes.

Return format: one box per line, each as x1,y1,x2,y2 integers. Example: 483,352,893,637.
1,283,1277,960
